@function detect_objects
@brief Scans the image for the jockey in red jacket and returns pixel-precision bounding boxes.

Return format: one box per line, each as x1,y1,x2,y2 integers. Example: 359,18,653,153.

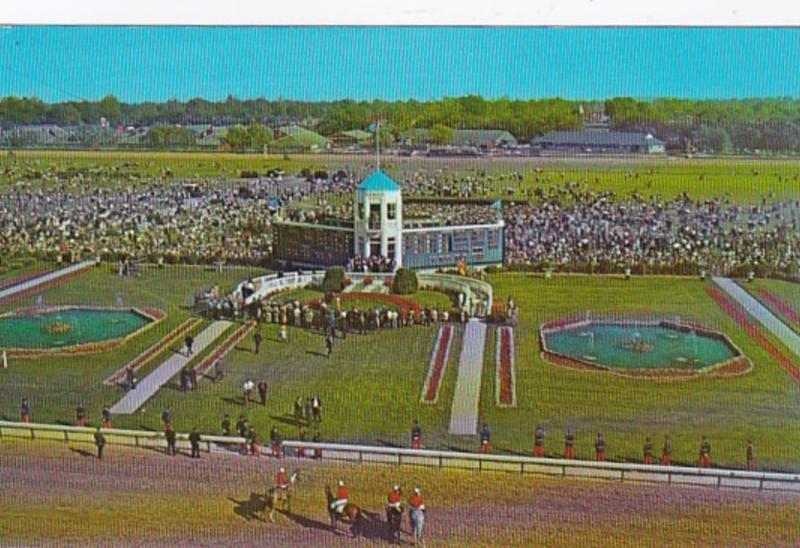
276,467,289,490
331,479,349,514
408,486,426,512
387,485,403,511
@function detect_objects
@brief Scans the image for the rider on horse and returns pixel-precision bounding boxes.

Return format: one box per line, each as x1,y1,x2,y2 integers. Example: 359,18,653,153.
386,485,403,517
276,467,289,491
408,486,425,512
330,479,349,515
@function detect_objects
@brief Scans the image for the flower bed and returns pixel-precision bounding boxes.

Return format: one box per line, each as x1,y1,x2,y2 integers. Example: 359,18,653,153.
756,289,800,326
311,292,423,314
496,326,516,406
707,286,800,384
420,325,454,403
104,317,197,385
194,321,254,376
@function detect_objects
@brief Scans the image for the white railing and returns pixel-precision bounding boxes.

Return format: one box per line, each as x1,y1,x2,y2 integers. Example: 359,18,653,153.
234,271,327,306
3,421,800,493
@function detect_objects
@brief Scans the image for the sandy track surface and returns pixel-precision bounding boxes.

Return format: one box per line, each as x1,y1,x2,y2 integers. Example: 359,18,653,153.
2,440,799,547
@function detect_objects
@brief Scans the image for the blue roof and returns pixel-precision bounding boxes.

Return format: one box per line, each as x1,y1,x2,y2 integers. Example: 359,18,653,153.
357,171,401,192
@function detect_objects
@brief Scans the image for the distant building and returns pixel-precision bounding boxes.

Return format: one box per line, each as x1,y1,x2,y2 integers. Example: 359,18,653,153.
532,129,665,155
332,129,373,148
402,129,518,149
273,171,504,270
272,125,331,152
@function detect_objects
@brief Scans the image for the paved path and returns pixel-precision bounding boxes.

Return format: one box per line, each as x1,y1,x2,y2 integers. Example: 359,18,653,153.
713,277,800,359
0,260,95,302
110,321,232,414
449,319,487,436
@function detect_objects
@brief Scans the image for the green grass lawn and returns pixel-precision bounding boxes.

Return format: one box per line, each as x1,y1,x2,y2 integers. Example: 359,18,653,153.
480,274,800,471
5,150,800,204
0,264,266,427
3,268,800,472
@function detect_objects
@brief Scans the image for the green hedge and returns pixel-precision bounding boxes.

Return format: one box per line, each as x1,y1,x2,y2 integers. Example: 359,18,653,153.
392,268,419,295
321,266,346,292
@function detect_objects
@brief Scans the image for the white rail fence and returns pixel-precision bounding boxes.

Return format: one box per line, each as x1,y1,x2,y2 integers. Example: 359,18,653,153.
3,421,800,493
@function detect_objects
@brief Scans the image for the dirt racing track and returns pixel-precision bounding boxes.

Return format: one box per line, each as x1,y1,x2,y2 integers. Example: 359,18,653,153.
2,439,800,547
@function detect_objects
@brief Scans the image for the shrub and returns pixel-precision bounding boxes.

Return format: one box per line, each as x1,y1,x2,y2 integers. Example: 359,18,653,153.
393,268,419,295
343,278,353,287
321,267,346,292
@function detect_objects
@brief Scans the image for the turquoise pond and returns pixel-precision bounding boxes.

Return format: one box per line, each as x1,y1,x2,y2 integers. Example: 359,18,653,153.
543,323,738,371
0,309,151,349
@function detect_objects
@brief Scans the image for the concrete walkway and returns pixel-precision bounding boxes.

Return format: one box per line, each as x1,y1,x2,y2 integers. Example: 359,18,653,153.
713,277,800,359
448,319,487,436
0,260,95,302
110,321,232,414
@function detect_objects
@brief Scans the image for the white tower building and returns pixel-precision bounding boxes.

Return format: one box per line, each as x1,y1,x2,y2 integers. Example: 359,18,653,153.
353,171,403,269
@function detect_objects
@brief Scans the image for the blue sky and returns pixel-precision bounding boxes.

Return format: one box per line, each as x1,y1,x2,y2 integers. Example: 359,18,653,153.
0,27,798,102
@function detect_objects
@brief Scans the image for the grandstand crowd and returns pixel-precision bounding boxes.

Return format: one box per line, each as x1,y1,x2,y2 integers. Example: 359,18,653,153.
1,165,798,274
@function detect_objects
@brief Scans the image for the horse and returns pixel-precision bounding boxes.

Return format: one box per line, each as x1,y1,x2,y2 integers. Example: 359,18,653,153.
266,469,300,522
386,503,404,544
409,507,426,546
325,485,361,537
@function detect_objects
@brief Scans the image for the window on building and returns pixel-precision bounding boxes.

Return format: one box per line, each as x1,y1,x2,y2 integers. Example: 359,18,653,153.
387,203,396,220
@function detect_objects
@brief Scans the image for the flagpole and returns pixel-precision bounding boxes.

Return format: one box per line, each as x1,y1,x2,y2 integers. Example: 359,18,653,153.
376,120,381,171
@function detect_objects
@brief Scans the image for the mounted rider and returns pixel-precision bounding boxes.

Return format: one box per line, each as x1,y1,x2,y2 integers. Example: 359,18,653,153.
386,485,403,521
408,486,426,512
330,479,349,515
276,467,290,491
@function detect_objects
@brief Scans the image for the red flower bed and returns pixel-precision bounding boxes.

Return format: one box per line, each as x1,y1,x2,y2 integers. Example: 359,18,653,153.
342,278,353,287
194,322,253,376
707,287,800,384
383,279,393,288
422,325,453,402
339,292,421,313
757,289,800,326
497,327,515,405
363,276,373,286
105,318,197,384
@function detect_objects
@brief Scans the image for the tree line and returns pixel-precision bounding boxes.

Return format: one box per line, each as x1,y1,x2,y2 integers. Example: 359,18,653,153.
3,94,800,153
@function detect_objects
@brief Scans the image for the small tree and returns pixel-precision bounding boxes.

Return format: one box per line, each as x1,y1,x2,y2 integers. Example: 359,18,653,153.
392,268,419,295
321,267,346,292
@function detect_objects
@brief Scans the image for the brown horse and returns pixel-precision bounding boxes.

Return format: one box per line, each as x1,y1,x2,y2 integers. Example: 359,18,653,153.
325,485,361,537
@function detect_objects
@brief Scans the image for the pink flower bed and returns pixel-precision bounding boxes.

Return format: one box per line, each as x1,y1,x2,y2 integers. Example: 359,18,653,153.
756,289,800,326
707,287,800,384
497,327,515,405
422,325,453,403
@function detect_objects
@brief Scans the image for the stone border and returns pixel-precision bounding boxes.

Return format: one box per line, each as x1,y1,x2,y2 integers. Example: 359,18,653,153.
1,306,165,358
495,326,516,406
539,316,752,381
420,325,454,404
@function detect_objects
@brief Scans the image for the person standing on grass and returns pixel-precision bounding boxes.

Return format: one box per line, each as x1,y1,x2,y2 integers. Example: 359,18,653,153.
595,433,606,462
248,428,260,456
258,379,268,406
221,413,231,436
253,330,263,354
101,405,112,429
185,335,195,356
21,397,31,423
161,407,172,429
76,403,86,427
294,396,304,425
179,366,189,393
479,423,492,454
165,424,177,456
643,436,655,465
325,332,334,357
242,380,255,405
311,396,323,424
662,435,672,466
189,367,198,391
564,430,576,459
94,428,106,460
214,358,224,381
747,440,755,470
189,427,201,459
533,425,545,457
699,436,712,468
411,419,422,450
